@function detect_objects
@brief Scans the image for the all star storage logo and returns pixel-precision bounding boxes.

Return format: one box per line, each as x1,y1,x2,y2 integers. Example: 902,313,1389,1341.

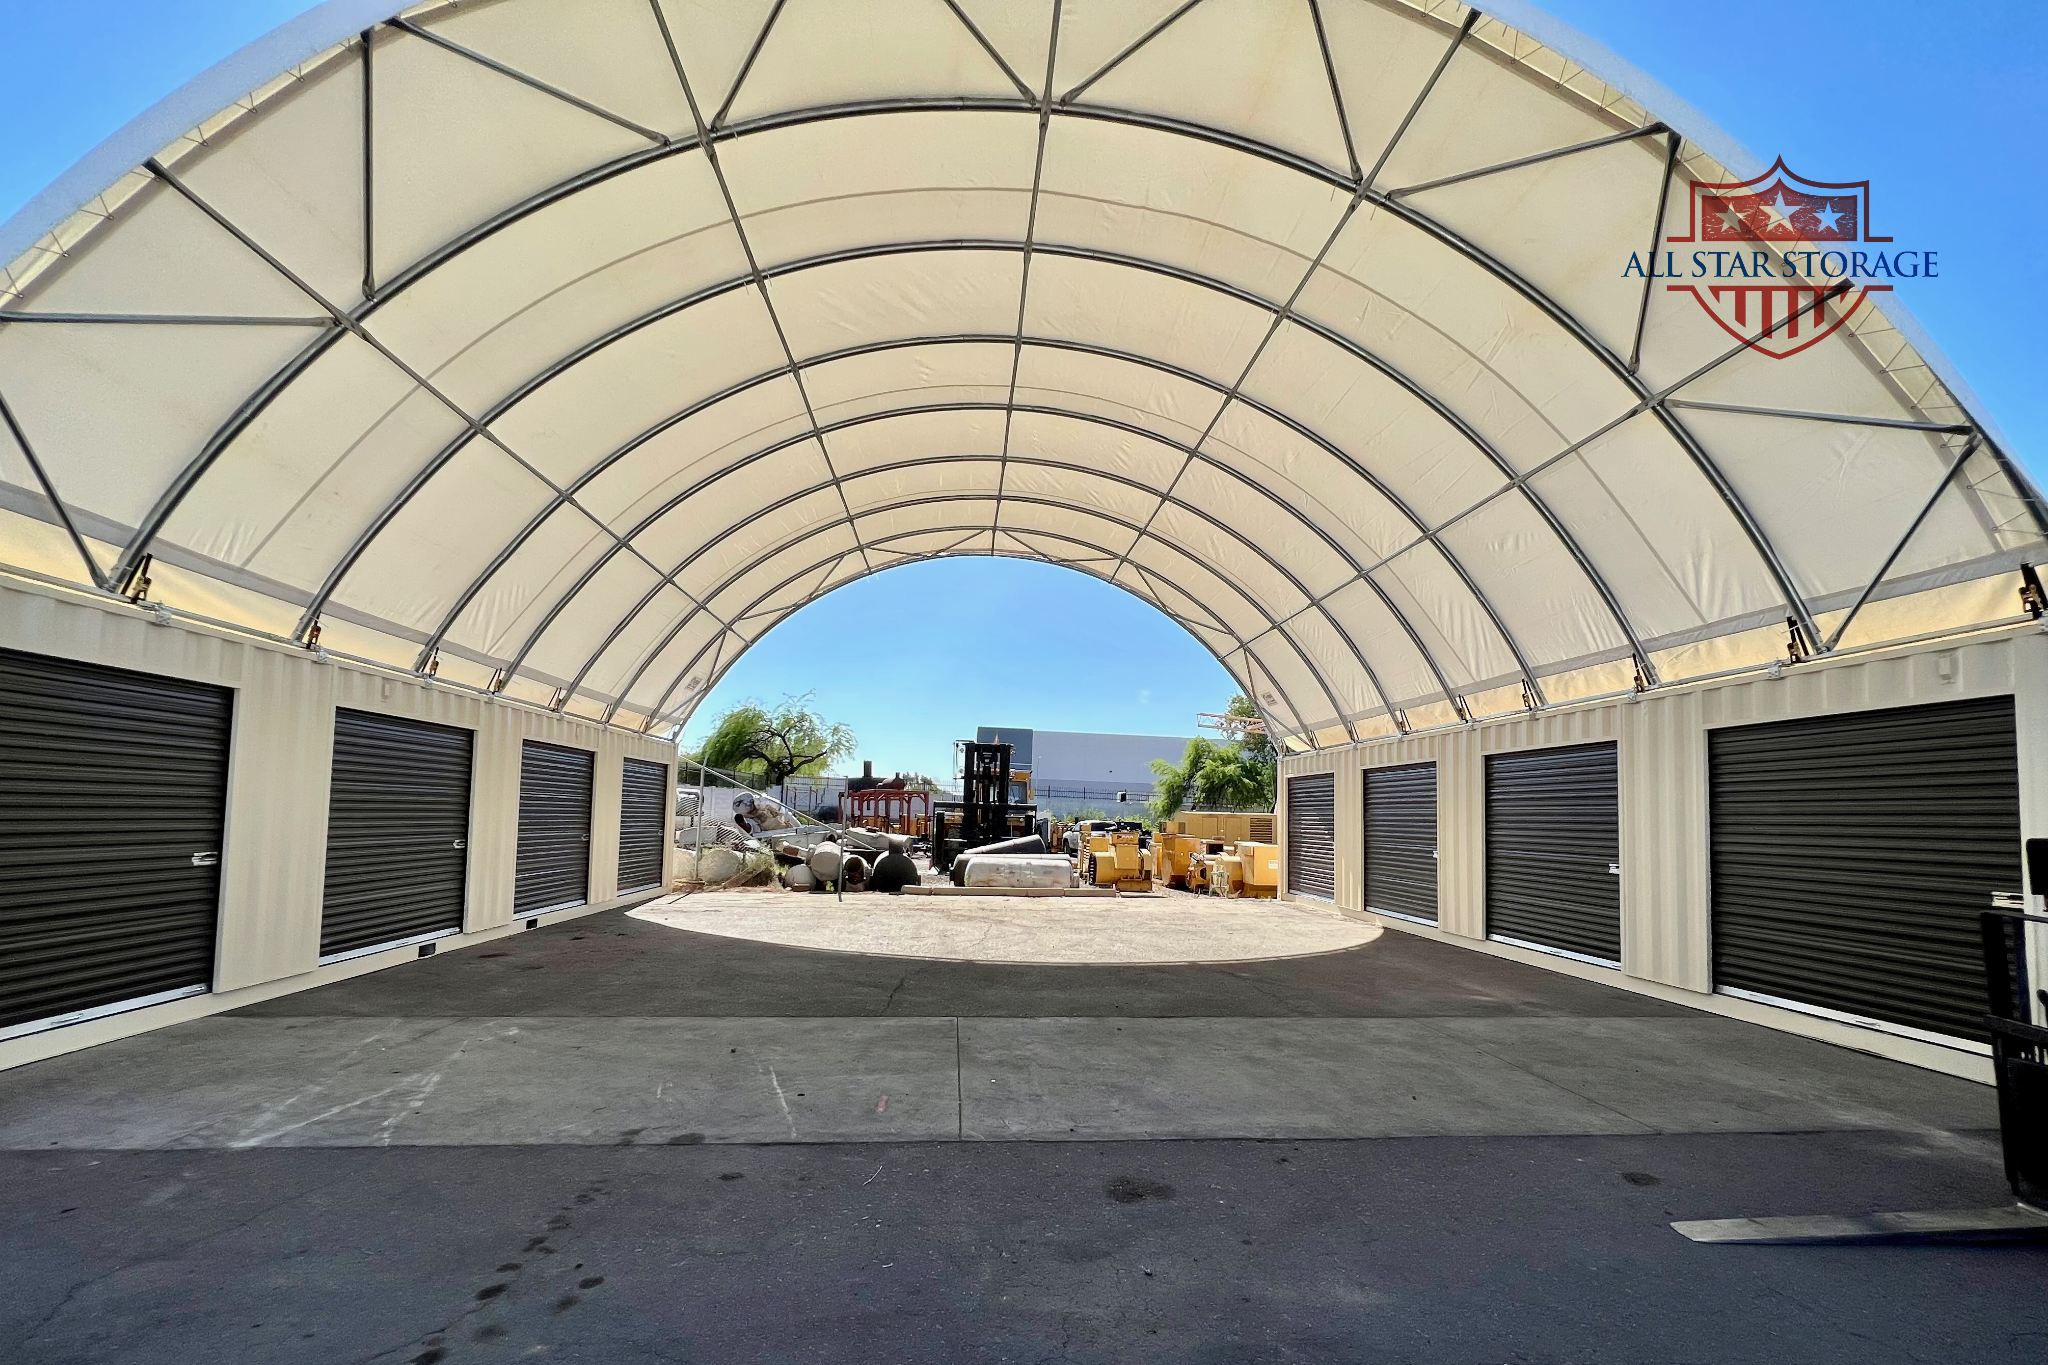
1622,157,1936,358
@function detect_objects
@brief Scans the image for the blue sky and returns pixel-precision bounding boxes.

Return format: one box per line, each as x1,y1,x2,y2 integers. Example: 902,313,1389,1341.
4,0,2042,778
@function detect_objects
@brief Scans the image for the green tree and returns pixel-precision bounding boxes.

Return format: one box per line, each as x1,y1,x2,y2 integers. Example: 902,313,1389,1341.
1148,695,1277,821
686,693,855,788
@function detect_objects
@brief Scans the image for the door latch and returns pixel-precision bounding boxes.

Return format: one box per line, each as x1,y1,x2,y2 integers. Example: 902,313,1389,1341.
190,851,220,867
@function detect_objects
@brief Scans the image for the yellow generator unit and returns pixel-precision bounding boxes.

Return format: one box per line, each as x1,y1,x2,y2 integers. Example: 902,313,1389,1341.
1237,842,1281,899
1154,832,1205,888
1085,830,1152,891
1166,811,1277,845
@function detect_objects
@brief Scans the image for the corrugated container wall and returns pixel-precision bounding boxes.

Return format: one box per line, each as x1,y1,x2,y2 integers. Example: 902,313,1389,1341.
1279,625,2048,1083
0,576,675,1070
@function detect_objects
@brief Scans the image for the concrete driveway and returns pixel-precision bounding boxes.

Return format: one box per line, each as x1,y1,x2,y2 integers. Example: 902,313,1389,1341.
0,903,2038,1364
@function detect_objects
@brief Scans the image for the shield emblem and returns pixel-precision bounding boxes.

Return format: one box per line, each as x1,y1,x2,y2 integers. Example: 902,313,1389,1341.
1666,158,1890,358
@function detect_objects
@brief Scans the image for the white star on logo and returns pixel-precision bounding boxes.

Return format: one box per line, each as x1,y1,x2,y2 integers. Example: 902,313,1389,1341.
1756,189,1803,233
1812,201,1844,234
1715,204,1748,234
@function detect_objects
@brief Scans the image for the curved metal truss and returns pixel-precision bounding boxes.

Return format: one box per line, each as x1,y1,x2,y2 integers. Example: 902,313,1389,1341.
2,0,2039,744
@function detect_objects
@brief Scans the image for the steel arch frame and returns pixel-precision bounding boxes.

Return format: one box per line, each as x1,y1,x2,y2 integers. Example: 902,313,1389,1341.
616,509,1324,741
286,238,1644,697
522,394,1454,715
540,434,1410,727
491,440,1391,739
49,44,2033,707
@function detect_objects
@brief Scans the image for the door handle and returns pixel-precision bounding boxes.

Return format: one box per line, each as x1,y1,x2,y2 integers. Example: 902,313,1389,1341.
190,851,219,867
453,839,466,850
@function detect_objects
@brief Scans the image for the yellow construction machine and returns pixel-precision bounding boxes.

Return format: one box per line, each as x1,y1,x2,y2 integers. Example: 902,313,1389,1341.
1084,828,1152,892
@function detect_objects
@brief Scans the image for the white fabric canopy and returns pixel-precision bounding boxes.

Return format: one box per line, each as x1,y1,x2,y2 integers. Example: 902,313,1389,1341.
1,0,2039,746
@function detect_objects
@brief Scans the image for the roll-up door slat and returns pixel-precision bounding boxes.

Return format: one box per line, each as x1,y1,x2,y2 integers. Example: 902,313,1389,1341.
1709,695,2019,1042
1,647,230,1032
1486,743,1620,963
1365,762,1437,923
1286,773,1336,900
320,709,472,958
516,741,594,914
618,758,668,894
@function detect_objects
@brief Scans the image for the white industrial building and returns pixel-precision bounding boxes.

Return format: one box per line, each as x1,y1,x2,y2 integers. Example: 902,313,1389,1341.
978,726,1195,815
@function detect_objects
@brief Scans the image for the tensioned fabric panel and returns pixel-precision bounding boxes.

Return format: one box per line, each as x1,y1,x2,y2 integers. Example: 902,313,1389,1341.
1,0,2041,750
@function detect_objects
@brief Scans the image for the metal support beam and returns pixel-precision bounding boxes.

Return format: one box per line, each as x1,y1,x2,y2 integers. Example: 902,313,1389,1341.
1821,434,1982,652
1627,131,1679,373
505,435,1387,733
387,17,667,144
0,312,329,326
360,28,375,301
84,91,2044,724
626,513,1316,741
650,0,873,581
1058,0,1207,104
1389,123,1668,201
989,0,1064,549
1664,398,1975,435
938,0,1037,101
709,0,786,130
0,382,105,589
1307,0,1362,183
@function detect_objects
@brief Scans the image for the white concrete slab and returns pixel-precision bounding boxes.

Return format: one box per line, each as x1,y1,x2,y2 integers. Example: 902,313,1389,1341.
630,892,1378,964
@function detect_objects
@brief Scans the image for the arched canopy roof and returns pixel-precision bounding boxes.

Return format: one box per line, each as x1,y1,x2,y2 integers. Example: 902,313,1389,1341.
2,0,2040,747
